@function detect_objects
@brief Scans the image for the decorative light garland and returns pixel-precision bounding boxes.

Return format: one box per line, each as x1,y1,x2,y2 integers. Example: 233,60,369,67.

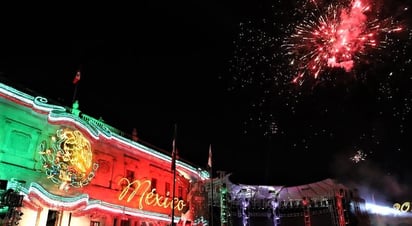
39,128,99,190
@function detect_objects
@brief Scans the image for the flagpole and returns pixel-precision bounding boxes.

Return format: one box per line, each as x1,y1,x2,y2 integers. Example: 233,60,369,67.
210,166,213,226
172,164,176,226
209,144,213,226
171,124,178,226
72,83,79,104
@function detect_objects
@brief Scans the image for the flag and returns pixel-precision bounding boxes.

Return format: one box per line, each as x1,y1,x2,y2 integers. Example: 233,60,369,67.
72,70,81,84
208,144,212,169
171,124,178,171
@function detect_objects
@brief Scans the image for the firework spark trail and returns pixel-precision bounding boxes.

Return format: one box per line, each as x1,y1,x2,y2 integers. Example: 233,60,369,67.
284,0,404,84
350,149,367,163
227,0,409,140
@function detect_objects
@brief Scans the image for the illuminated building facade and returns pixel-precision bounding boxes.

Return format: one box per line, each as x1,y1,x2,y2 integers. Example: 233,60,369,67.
0,82,210,226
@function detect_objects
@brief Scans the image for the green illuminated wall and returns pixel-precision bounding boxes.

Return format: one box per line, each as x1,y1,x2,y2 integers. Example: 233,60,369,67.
0,97,57,185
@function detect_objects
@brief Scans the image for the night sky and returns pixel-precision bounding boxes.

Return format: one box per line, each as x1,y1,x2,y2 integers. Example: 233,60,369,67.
1,0,412,203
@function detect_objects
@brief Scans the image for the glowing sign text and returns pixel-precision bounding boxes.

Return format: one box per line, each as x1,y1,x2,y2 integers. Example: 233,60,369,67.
393,202,411,212
118,178,186,211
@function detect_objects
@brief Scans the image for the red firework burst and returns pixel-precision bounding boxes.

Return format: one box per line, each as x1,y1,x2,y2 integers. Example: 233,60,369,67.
283,0,403,84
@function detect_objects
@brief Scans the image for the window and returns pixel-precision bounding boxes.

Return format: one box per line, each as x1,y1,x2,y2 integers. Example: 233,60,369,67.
165,182,171,197
46,210,59,226
90,221,100,226
126,170,135,181
151,178,157,193
120,219,130,226
178,186,183,199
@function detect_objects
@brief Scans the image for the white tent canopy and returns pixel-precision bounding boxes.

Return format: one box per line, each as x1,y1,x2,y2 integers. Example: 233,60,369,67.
224,175,348,203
